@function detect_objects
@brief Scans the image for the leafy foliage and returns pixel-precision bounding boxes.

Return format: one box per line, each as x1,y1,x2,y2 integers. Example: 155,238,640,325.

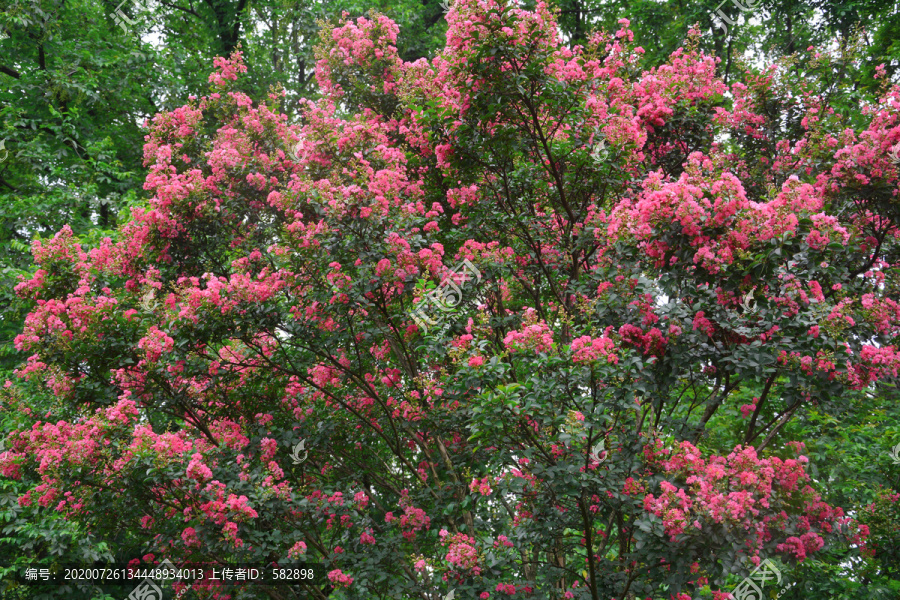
2,0,900,599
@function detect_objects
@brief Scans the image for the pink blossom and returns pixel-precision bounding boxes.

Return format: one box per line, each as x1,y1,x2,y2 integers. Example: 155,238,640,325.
288,541,307,558
327,569,354,589
469,476,493,496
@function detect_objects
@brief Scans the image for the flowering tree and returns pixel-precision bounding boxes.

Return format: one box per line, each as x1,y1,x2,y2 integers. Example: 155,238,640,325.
2,1,898,598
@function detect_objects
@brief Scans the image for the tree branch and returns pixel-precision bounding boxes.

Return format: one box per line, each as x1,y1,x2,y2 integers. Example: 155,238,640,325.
0,65,20,78
755,400,802,452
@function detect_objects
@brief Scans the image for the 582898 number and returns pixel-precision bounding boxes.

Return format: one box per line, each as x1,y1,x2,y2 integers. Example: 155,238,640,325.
271,568,316,581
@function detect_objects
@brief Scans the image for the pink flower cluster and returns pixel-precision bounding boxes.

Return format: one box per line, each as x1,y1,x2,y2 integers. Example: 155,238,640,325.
208,52,247,86
643,480,693,540
641,440,860,562
398,504,431,540
385,490,432,540
197,486,259,528
137,326,175,363
287,541,307,558
618,324,667,357
185,453,213,481
570,335,618,364
439,529,482,576
316,13,402,98
327,569,354,589
469,476,493,496
495,582,516,595
503,309,554,354
775,532,825,561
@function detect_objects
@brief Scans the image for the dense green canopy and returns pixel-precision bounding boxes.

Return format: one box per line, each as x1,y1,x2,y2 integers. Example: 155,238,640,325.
1,1,899,599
